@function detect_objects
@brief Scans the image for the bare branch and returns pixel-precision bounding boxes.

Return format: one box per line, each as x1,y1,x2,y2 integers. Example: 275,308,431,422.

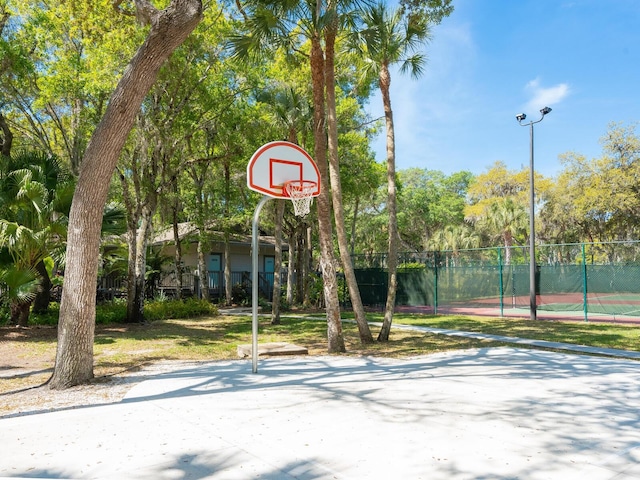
235,0,249,22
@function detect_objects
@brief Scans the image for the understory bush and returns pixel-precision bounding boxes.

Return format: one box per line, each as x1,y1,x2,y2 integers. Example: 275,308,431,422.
144,298,218,320
4,298,218,326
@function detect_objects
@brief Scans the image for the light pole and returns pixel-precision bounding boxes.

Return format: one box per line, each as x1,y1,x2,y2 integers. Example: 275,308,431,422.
516,106,552,321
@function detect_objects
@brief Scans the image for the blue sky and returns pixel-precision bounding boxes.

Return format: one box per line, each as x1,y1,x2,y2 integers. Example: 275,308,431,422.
366,0,640,178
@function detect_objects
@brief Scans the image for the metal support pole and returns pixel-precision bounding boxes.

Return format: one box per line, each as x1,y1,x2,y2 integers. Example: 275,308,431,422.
528,122,537,321
433,252,438,315
582,243,588,322
252,195,271,373
517,106,551,321
498,247,504,318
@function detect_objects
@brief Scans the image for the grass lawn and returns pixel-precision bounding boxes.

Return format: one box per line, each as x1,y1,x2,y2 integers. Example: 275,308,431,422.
2,312,639,397
386,314,640,352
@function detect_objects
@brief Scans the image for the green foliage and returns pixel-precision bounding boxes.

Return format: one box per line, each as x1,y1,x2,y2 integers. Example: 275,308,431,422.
28,302,61,325
542,122,640,243
306,272,325,308
231,282,252,305
394,168,473,252
398,0,454,25
13,298,220,326
398,262,425,270
144,298,218,321
0,265,39,305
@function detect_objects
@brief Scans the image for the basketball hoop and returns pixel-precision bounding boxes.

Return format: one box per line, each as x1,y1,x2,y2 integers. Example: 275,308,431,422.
284,180,317,217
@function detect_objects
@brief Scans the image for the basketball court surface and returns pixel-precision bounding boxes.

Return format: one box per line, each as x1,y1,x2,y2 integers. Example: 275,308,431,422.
2,347,640,479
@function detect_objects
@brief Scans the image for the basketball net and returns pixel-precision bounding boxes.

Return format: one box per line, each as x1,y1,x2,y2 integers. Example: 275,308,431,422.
284,180,317,217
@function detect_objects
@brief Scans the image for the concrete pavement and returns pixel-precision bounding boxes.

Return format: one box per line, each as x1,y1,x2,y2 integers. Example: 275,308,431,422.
2,347,640,479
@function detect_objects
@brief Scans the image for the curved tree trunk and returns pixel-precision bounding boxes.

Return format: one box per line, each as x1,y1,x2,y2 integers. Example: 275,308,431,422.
310,33,345,353
49,0,203,389
378,63,398,342
350,197,359,256
324,19,373,344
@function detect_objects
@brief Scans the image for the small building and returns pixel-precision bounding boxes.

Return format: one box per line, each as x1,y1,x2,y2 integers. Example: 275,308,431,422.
151,222,287,302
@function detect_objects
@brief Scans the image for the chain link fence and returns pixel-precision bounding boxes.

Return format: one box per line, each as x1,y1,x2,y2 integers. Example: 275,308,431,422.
352,242,640,321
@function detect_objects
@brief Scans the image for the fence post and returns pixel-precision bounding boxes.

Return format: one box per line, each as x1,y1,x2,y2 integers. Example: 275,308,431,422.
498,247,504,317
433,252,439,315
582,243,588,322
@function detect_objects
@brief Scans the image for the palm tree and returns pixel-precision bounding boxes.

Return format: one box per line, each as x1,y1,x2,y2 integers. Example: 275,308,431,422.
255,82,313,324
477,198,528,265
232,0,350,352
325,0,374,343
429,224,480,267
348,1,430,341
0,150,71,325
0,265,40,326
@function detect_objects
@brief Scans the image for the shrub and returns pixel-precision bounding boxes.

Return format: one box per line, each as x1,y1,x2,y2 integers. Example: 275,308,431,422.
30,303,61,325
398,262,426,270
144,298,218,321
96,299,127,324
231,282,251,305
15,298,218,326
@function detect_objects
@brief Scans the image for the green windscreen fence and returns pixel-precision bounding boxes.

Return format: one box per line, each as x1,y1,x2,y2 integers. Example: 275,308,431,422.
353,242,640,320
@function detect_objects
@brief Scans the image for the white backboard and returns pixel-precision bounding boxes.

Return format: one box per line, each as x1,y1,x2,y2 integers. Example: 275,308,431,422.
247,141,320,198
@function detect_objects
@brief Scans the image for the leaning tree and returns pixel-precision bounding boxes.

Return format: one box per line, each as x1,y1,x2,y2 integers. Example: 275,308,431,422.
49,0,203,389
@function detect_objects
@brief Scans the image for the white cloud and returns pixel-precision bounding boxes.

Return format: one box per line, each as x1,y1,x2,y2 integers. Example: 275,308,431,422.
524,78,570,112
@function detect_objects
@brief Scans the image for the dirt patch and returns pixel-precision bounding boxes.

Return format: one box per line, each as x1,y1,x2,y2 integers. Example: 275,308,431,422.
0,324,159,417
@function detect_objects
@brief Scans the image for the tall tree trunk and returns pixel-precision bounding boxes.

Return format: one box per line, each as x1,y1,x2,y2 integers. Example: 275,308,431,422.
304,224,312,308
32,260,51,314
286,228,295,304
295,224,305,305
224,159,232,304
126,206,153,323
172,209,184,300
271,199,285,324
11,300,31,327
504,231,513,265
49,0,203,389
0,112,13,157
350,197,359,256
197,236,208,300
224,231,232,305
125,222,138,315
324,19,373,343
188,163,209,301
378,64,398,342
125,205,152,323
310,33,345,353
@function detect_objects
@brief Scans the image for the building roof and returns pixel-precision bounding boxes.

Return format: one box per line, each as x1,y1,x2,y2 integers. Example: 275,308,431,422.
151,222,286,249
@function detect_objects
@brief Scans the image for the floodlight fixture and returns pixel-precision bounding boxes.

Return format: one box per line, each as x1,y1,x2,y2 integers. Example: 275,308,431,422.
516,113,527,122
540,106,552,116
